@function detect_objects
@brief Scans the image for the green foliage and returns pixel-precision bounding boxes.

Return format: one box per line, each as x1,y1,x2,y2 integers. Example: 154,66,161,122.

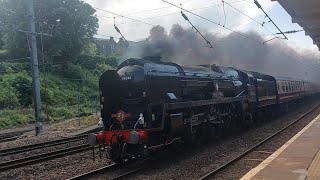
0,31,3,49
0,0,29,57
0,54,119,128
0,50,10,60
0,109,33,128
0,62,30,73
81,42,98,56
0,0,98,59
0,81,20,109
76,55,118,69
48,107,75,120
10,75,33,107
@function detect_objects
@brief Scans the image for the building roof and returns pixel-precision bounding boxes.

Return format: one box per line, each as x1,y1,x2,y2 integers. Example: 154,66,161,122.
271,0,320,50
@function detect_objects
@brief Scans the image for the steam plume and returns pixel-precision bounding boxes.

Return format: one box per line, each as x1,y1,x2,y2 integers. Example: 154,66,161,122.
136,24,320,83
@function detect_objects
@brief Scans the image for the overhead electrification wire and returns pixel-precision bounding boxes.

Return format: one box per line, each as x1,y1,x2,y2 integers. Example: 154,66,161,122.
93,0,204,19
221,0,227,26
97,0,248,21
95,34,122,39
223,1,317,73
93,7,155,26
181,0,193,4
0,57,30,62
161,0,267,42
114,17,129,44
221,1,311,68
180,10,214,49
270,30,304,36
253,0,287,41
161,0,320,73
0,71,24,74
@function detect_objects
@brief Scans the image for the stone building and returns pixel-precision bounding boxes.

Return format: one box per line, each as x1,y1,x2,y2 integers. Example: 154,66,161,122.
94,37,129,56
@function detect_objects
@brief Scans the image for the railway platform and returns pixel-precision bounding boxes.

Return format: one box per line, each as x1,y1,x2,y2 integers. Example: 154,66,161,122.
241,113,320,180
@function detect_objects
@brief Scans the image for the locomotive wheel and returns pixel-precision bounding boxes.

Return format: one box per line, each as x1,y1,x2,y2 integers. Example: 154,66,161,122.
240,112,250,129
209,125,218,140
108,146,122,164
256,110,264,124
215,123,223,139
199,124,209,144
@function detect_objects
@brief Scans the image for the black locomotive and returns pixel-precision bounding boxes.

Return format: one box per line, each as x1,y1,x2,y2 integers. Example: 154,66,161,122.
88,56,318,163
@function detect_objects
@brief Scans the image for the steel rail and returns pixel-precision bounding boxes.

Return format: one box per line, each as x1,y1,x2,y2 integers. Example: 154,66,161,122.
66,163,117,180
111,166,145,180
0,136,20,143
0,144,91,172
0,134,87,156
198,103,320,180
0,129,32,139
68,159,150,179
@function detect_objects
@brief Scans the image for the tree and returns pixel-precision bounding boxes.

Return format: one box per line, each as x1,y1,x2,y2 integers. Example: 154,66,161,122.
0,0,99,59
0,0,29,58
0,31,3,49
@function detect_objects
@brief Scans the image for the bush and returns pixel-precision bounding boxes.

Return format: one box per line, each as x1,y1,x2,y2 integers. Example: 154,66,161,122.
0,109,33,128
10,75,33,107
0,62,30,73
50,107,74,120
0,81,19,109
0,49,9,60
52,63,84,79
76,55,118,69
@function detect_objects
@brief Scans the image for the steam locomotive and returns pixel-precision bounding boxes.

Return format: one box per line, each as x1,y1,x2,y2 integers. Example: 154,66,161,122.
88,56,318,163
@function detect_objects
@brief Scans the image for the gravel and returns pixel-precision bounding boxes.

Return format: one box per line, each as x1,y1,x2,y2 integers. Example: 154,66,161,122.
0,149,108,180
0,139,86,163
0,115,100,150
0,132,70,150
0,100,318,180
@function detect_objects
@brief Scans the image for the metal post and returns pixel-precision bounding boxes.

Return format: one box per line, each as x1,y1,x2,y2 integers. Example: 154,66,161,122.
77,95,80,126
92,98,94,114
95,97,98,115
27,0,42,135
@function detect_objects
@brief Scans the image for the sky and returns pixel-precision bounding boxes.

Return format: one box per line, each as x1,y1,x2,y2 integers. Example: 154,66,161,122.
83,0,320,53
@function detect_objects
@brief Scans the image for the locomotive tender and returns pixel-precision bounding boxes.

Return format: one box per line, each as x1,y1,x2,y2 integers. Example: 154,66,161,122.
88,56,318,163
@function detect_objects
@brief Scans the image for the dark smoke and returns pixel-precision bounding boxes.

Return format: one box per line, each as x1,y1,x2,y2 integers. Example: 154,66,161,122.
138,24,320,84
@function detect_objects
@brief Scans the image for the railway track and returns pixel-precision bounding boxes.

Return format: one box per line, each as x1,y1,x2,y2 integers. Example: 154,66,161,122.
0,134,87,156
0,143,91,172
67,160,148,180
198,103,320,180
0,129,33,143
0,136,20,143
0,126,103,156
0,127,104,172
67,163,117,180
111,166,145,180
